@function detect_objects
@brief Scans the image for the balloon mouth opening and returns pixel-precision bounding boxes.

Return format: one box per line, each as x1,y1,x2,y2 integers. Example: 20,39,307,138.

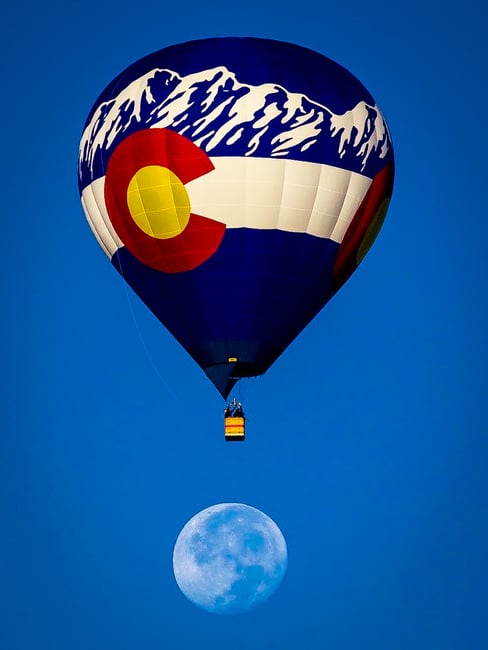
205,360,263,398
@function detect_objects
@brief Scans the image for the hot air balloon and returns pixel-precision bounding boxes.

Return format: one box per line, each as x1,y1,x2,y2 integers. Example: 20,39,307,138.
78,37,394,418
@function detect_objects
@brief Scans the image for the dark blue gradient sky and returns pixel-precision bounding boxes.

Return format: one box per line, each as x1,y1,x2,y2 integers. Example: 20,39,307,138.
2,1,487,648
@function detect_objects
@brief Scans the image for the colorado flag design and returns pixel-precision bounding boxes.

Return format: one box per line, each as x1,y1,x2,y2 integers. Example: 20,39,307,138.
78,37,394,397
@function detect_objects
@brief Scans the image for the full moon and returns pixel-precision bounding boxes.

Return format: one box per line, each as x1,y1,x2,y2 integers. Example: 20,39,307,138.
172,503,288,614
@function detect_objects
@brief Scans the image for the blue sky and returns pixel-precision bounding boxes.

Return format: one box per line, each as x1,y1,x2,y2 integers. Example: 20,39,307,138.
2,1,487,648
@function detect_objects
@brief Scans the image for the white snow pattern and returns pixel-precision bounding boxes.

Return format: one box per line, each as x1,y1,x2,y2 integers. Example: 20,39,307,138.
79,66,391,178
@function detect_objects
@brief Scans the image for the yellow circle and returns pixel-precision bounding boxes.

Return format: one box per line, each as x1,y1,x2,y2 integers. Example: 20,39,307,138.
126,165,191,239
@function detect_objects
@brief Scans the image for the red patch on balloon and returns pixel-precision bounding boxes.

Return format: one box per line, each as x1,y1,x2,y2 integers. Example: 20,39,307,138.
104,128,226,273
333,161,394,290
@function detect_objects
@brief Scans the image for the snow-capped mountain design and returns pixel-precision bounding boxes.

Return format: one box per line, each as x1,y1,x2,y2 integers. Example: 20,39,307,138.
79,65,391,188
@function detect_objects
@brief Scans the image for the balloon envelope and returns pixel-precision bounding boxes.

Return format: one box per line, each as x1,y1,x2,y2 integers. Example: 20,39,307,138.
78,37,394,397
